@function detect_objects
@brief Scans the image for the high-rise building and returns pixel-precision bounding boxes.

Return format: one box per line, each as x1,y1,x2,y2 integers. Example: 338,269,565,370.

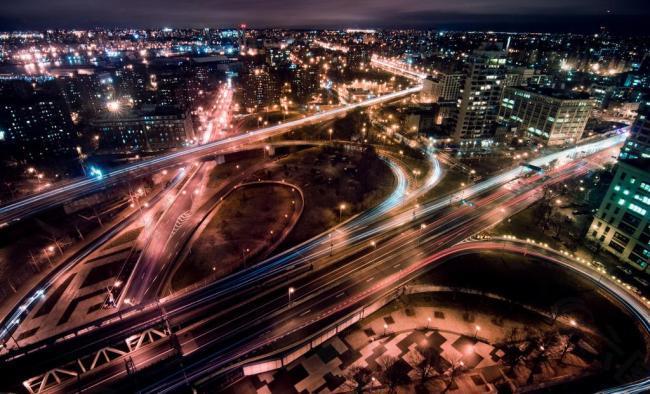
91,106,195,153
587,159,650,272
0,93,75,163
452,44,507,143
619,101,650,160
292,64,319,105
420,73,462,103
241,65,279,111
498,86,593,146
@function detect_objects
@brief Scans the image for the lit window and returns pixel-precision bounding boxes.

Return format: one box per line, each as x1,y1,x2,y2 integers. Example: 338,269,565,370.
629,203,647,216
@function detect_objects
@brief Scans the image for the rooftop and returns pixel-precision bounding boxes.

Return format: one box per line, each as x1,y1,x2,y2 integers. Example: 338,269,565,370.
511,86,591,101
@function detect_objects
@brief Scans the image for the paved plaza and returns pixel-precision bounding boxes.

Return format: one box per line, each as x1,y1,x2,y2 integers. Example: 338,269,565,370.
227,300,522,393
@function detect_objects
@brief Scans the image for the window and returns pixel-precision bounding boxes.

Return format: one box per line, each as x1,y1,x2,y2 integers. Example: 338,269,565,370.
633,244,650,259
629,203,647,216
619,221,637,236
613,231,630,245
608,240,625,253
623,212,642,227
631,253,648,268
641,182,650,192
634,194,650,207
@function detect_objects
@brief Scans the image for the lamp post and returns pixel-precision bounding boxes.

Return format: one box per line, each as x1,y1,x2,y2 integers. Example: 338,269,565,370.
339,203,346,222
288,287,295,306
43,247,54,267
418,223,427,246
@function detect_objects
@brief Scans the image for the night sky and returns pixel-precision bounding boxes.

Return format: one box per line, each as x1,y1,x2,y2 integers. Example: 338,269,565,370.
1,0,648,33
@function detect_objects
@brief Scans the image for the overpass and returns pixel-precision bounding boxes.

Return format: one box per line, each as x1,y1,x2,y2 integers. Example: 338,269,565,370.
0,85,422,227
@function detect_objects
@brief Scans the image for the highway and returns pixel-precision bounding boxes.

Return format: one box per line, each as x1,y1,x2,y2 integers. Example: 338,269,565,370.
0,138,421,354
121,85,235,305
0,135,628,393
0,85,422,227
97,145,611,393
0,168,188,349
0,52,635,391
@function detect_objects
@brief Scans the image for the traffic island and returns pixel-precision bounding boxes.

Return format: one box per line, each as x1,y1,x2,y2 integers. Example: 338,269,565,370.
169,182,303,291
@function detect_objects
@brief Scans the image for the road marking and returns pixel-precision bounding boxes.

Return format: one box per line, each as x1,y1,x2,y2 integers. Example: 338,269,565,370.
336,292,345,298
366,276,374,282
393,263,401,268
299,309,311,317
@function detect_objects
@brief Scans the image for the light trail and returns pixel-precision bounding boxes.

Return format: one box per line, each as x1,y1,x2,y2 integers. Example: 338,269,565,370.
0,85,422,226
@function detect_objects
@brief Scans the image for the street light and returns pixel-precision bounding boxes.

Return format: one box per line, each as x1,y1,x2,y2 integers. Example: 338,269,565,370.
43,248,53,267
288,287,295,306
339,203,346,222
418,223,427,245
328,128,333,141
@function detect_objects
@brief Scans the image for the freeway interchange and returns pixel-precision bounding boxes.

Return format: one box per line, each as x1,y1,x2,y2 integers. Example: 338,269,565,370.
0,61,648,394
2,131,643,393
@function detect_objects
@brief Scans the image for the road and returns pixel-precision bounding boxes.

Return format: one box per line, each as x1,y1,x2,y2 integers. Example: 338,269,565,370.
1,137,628,393
3,57,641,394
120,85,234,306
0,137,422,353
0,86,422,227
0,169,187,349
136,149,636,392
73,145,607,393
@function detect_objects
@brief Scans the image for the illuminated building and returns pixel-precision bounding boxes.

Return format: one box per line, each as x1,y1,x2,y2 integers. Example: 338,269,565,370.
91,106,195,153
620,102,650,159
0,94,75,162
588,159,650,271
498,86,593,146
452,44,507,144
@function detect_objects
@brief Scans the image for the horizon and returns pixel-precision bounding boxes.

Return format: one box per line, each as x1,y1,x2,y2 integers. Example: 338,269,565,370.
1,0,649,35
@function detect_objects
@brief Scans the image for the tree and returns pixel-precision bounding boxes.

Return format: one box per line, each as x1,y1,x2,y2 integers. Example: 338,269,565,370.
410,347,442,392
343,366,374,394
442,360,465,393
525,330,559,384
376,355,410,394
559,331,581,364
